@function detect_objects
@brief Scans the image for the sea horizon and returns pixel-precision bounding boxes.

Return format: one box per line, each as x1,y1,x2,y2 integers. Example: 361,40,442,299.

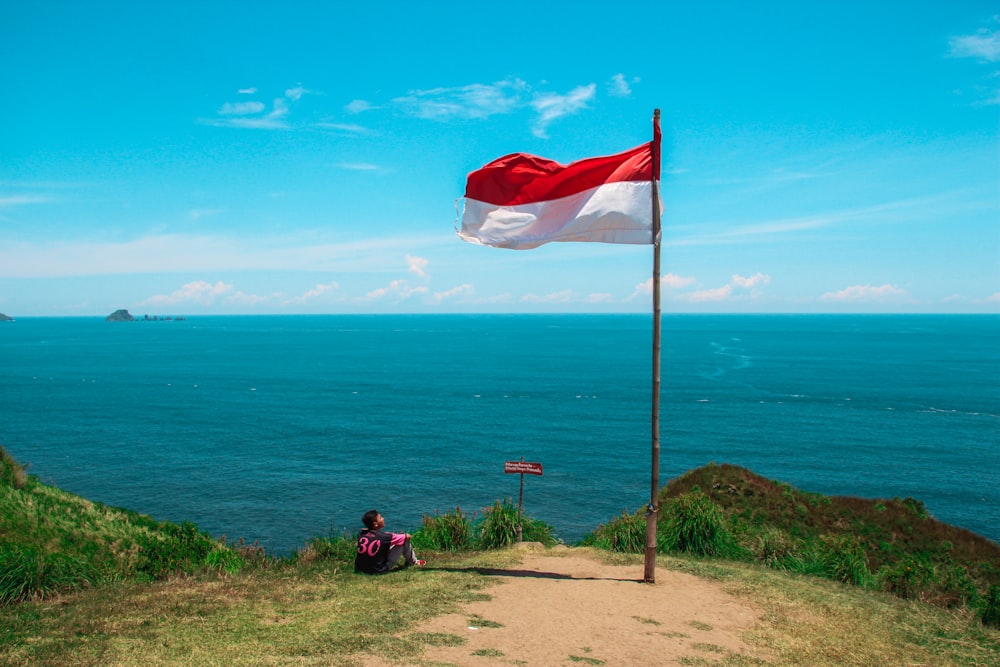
1,313,997,553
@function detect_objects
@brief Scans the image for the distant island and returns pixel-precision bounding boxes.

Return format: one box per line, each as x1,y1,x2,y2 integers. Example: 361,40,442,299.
106,309,185,322
0,313,13,322
106,309,134,321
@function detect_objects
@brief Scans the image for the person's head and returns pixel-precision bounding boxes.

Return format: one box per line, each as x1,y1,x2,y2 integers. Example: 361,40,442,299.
362,509,382,530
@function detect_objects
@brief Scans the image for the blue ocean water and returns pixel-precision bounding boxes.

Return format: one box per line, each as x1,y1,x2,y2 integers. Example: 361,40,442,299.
1,314,997,553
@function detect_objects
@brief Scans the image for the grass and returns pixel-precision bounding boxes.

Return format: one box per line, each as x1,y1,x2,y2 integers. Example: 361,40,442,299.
2,446,999,666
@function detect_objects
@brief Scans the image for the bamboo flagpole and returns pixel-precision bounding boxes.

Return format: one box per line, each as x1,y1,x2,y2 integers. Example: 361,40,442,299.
644,108,663,584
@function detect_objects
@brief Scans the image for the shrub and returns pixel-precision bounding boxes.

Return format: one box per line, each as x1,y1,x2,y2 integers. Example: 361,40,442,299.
748,526,803,570
818,535,872,587
0,446,29,490
980,584,1000,627
135,521,218,579
299,533,357,565
476,499,522,549
660,492,740,558
0,544,99,605
878,557,933,599
475,499,555,549
415,508,473,552
584,511,647,553
204,546,244,575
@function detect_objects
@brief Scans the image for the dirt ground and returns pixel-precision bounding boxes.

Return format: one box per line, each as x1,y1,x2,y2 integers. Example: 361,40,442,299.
367,546,769,667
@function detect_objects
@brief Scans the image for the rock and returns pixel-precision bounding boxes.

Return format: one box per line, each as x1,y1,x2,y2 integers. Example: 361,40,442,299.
106,309,134,322
0,313,13,322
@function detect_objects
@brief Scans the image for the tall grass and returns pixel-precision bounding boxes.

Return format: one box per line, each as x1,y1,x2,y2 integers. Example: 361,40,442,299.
476,499,556,549
414,507,474,552
660,491,742,558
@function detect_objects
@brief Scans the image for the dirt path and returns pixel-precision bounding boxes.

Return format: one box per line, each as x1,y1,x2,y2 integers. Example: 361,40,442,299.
369,547,769,666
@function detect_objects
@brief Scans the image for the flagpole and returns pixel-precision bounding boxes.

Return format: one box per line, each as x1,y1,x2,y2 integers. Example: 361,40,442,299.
644,108,662,584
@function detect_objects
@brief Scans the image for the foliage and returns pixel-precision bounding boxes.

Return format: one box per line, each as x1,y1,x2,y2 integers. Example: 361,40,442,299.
981,584,1000,628
297,532,357,566
583,462,1000,625
746,525,804,571
580,510,648,553
659,491,742,558
804,535,873,588
0,544,99,605
414,507,474,552
0,445,249,605
475,499,555,549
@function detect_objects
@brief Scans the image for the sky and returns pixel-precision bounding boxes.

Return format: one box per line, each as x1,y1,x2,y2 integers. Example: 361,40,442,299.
1,1,998,316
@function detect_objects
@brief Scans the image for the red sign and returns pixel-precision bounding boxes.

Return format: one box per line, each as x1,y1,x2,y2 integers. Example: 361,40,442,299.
505,461,543,476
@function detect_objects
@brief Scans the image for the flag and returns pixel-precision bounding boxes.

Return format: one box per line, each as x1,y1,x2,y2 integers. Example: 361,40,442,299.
458,124,660,250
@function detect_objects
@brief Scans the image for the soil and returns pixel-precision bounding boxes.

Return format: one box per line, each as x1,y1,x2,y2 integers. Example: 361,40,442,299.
366,546,769,666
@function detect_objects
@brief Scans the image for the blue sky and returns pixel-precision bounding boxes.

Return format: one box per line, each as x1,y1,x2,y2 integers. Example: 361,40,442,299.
1,1,998,316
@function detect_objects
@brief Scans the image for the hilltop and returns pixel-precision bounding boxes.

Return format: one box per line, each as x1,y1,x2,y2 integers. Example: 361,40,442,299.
1,446,998,665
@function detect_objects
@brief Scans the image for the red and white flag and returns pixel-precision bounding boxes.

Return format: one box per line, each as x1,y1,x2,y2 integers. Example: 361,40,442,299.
458,123,661,250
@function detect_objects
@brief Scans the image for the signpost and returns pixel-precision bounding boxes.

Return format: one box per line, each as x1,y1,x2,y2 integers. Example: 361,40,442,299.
504,458,543,543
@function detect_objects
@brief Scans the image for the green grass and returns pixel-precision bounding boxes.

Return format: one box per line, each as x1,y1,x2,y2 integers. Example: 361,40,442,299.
584,462,1000,626
2,446,999,666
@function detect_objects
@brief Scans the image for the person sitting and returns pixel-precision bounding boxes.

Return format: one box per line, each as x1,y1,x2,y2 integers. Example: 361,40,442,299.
354,509,426,574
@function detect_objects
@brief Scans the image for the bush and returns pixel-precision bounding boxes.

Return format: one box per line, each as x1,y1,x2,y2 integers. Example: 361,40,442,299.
660,492,740,558
0,544,99,605
980,584,1000,627
135,521,218,579
415,508,473,552
0,446,29,490
475,499,556,549
583,511,647,553
299,533,357,565
878,557,932,598
748,526,803,570
811,535,873,588
476,499,522,549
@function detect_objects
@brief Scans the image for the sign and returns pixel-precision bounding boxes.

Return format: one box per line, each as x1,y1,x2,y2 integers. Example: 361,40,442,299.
504,460,543,476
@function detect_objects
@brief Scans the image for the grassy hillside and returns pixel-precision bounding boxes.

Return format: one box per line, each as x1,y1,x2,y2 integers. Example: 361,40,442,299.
2,446,999,665
0,446,243,604
584,462,1000,624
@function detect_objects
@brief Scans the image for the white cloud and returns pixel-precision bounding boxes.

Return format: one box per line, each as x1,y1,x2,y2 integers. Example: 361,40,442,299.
205,85,308,130
530,84,596,138
285,282,340,305
219,101,266,115
393,78,528,120
820,284,907,302
226,291,269,305
345,99,373,114
522,289,574,303
406,254,429,278
950,29,1000,61
238,87,258,95
688,285,733,302
143,280,234,306
363,279,428,301
585,292,614,303
393,78,596,137
432,284,474,302
0,232,438,277
285,86,309,101
630,273,697,299
318,122,371,135
985,292,1000,303
732,272,771,288
0,195,49,207
334,162,379,171
608,73,638,97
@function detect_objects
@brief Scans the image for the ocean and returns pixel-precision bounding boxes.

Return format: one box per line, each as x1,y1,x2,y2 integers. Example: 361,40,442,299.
1,314,997,553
